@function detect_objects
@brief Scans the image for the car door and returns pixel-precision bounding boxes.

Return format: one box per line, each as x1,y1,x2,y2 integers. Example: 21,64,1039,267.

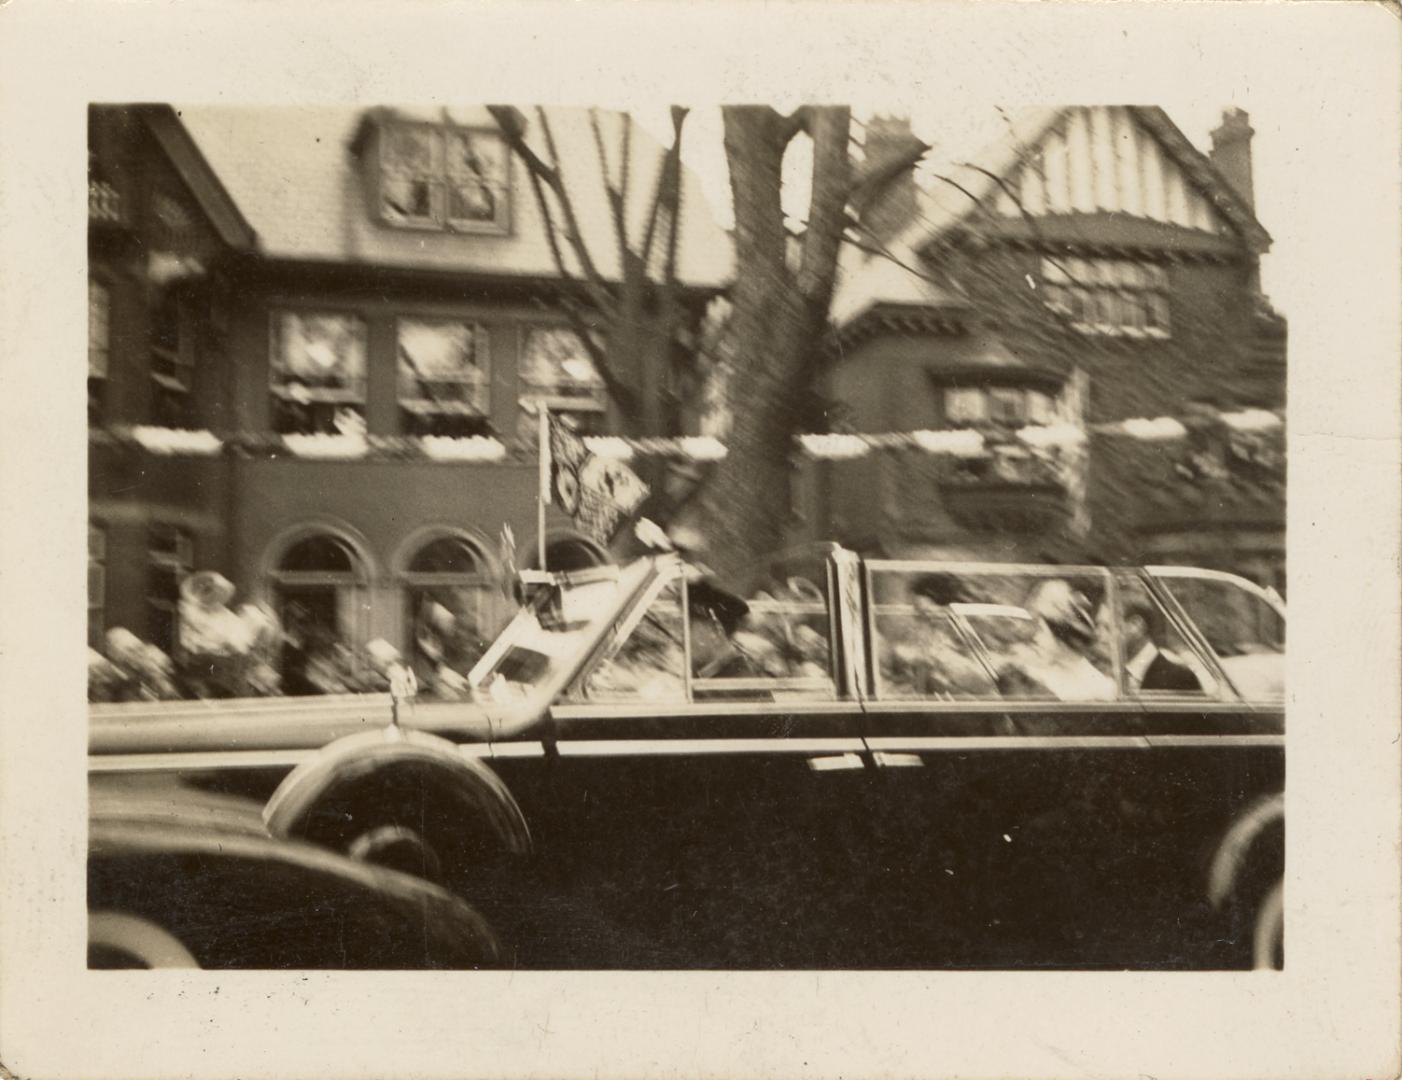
853,560,1284,969
504,560,873,969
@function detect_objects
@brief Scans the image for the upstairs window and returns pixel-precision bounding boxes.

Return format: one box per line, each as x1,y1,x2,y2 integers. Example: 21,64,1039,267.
944,386,1056,427
397,318,492,437
379,122,511,235
1041,256,1170,337
519,326,608,436
89,280,110,424
150,293,195,428
270,311,368,435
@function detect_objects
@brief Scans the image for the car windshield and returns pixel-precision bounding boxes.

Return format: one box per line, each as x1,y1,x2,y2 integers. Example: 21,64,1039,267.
468,560,651,704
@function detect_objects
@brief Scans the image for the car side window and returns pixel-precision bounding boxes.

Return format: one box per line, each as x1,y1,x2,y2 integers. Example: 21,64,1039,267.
869,569,999,700
1109,573,1215,697
1152,570,1284,701
581,580,687,703
869,566,1124,702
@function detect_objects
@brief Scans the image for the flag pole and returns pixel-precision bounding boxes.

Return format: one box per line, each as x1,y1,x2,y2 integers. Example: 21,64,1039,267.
537,403,549,573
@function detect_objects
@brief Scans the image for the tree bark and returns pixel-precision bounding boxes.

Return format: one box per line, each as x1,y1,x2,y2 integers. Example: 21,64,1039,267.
678,106,852,584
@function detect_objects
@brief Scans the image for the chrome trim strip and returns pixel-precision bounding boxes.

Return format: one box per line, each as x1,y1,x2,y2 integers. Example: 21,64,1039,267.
555,737,865,757
864,734,1284,752
551,702,861,720
1142,734,1285,748
89,749,314,773
865,735,1153,751
488,741,547,758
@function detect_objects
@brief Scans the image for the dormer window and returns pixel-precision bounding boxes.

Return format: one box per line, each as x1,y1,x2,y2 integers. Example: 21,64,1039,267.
377,120,510,235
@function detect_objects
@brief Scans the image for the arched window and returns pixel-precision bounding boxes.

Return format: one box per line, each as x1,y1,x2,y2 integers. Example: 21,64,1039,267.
401,534,494,687
269,532,368,695
528,535,609,573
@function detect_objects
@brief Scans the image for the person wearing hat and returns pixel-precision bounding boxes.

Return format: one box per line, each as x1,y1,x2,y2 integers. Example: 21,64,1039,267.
999,578,1115,701
883,573,997,698
687,577,764,681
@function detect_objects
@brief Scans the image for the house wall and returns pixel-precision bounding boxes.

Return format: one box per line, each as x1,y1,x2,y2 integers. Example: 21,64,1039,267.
810,239,1285,571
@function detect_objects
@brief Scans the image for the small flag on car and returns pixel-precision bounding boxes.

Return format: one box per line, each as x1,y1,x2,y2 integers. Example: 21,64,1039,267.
541,409,650,544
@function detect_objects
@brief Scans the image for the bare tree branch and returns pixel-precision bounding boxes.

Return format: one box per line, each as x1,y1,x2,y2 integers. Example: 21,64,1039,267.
639,108,688,279
589,108,630,266
534,107,610,288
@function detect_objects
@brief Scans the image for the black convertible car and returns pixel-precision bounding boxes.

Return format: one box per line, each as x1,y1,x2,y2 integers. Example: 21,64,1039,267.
90,545,1285,970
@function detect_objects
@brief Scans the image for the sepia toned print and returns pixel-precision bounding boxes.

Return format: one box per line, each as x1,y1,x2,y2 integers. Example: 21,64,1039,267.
86,102,1285,971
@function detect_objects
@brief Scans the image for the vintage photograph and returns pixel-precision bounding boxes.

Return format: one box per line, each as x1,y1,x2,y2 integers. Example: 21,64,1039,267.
85,101,1287,972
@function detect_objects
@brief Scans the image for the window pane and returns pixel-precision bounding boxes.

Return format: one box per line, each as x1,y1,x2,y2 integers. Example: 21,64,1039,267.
409,584,493,693
584,581,686,703
272,313,367,389
398,320,487,393
869,569,999,700
1040,256,1069,285
740,579,833,680
382,125,438,177
408,536,482,575
447,180,501,224
280,535,356,574
1147,292,1171,330
382,176,437,222
1026,390,1055,425
445,131,507,185
88,281,110,378
945,387,987,424
988,387,1025,423
1110,574,1212,696
521,327,605,390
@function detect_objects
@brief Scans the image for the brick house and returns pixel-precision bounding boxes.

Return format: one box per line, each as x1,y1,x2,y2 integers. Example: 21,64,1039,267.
87,104,729,682
796,106,1286,587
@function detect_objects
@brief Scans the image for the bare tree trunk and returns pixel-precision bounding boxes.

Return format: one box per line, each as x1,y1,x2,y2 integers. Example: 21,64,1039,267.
680,106,851,583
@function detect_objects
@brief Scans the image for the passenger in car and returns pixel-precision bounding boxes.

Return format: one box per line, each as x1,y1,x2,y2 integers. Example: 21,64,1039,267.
998,579,1116,701
688,578,765,681
884,574,998,699
1121,596,1202,693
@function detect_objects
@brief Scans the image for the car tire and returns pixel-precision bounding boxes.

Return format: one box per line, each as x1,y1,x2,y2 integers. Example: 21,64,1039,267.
89,910,200,969
1252,878,1284,970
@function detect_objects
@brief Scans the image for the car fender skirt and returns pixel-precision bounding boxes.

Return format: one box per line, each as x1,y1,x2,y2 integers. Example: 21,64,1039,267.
263,728,531,861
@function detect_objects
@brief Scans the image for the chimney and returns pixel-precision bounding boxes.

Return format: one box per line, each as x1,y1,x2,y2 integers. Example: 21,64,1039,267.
858,115,922,243
1208,107,1255,211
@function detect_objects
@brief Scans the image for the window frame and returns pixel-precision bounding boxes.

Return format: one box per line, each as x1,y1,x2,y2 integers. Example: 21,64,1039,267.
146,524,194,655
395,316,493,429
268,309,370,435
1040,255,1172,339
863,561,1124,704
377,119,512,236
518,324,610,416
400,532,496,674
150,292,196,427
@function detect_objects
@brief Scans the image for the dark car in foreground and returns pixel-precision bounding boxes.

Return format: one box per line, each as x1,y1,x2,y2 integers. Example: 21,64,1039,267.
89,774,499,969
90,545,1285,970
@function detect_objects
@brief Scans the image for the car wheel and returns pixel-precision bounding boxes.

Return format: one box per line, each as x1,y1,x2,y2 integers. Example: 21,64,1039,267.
1252,878,1284,970
89,910,200,969
347,823,445,883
